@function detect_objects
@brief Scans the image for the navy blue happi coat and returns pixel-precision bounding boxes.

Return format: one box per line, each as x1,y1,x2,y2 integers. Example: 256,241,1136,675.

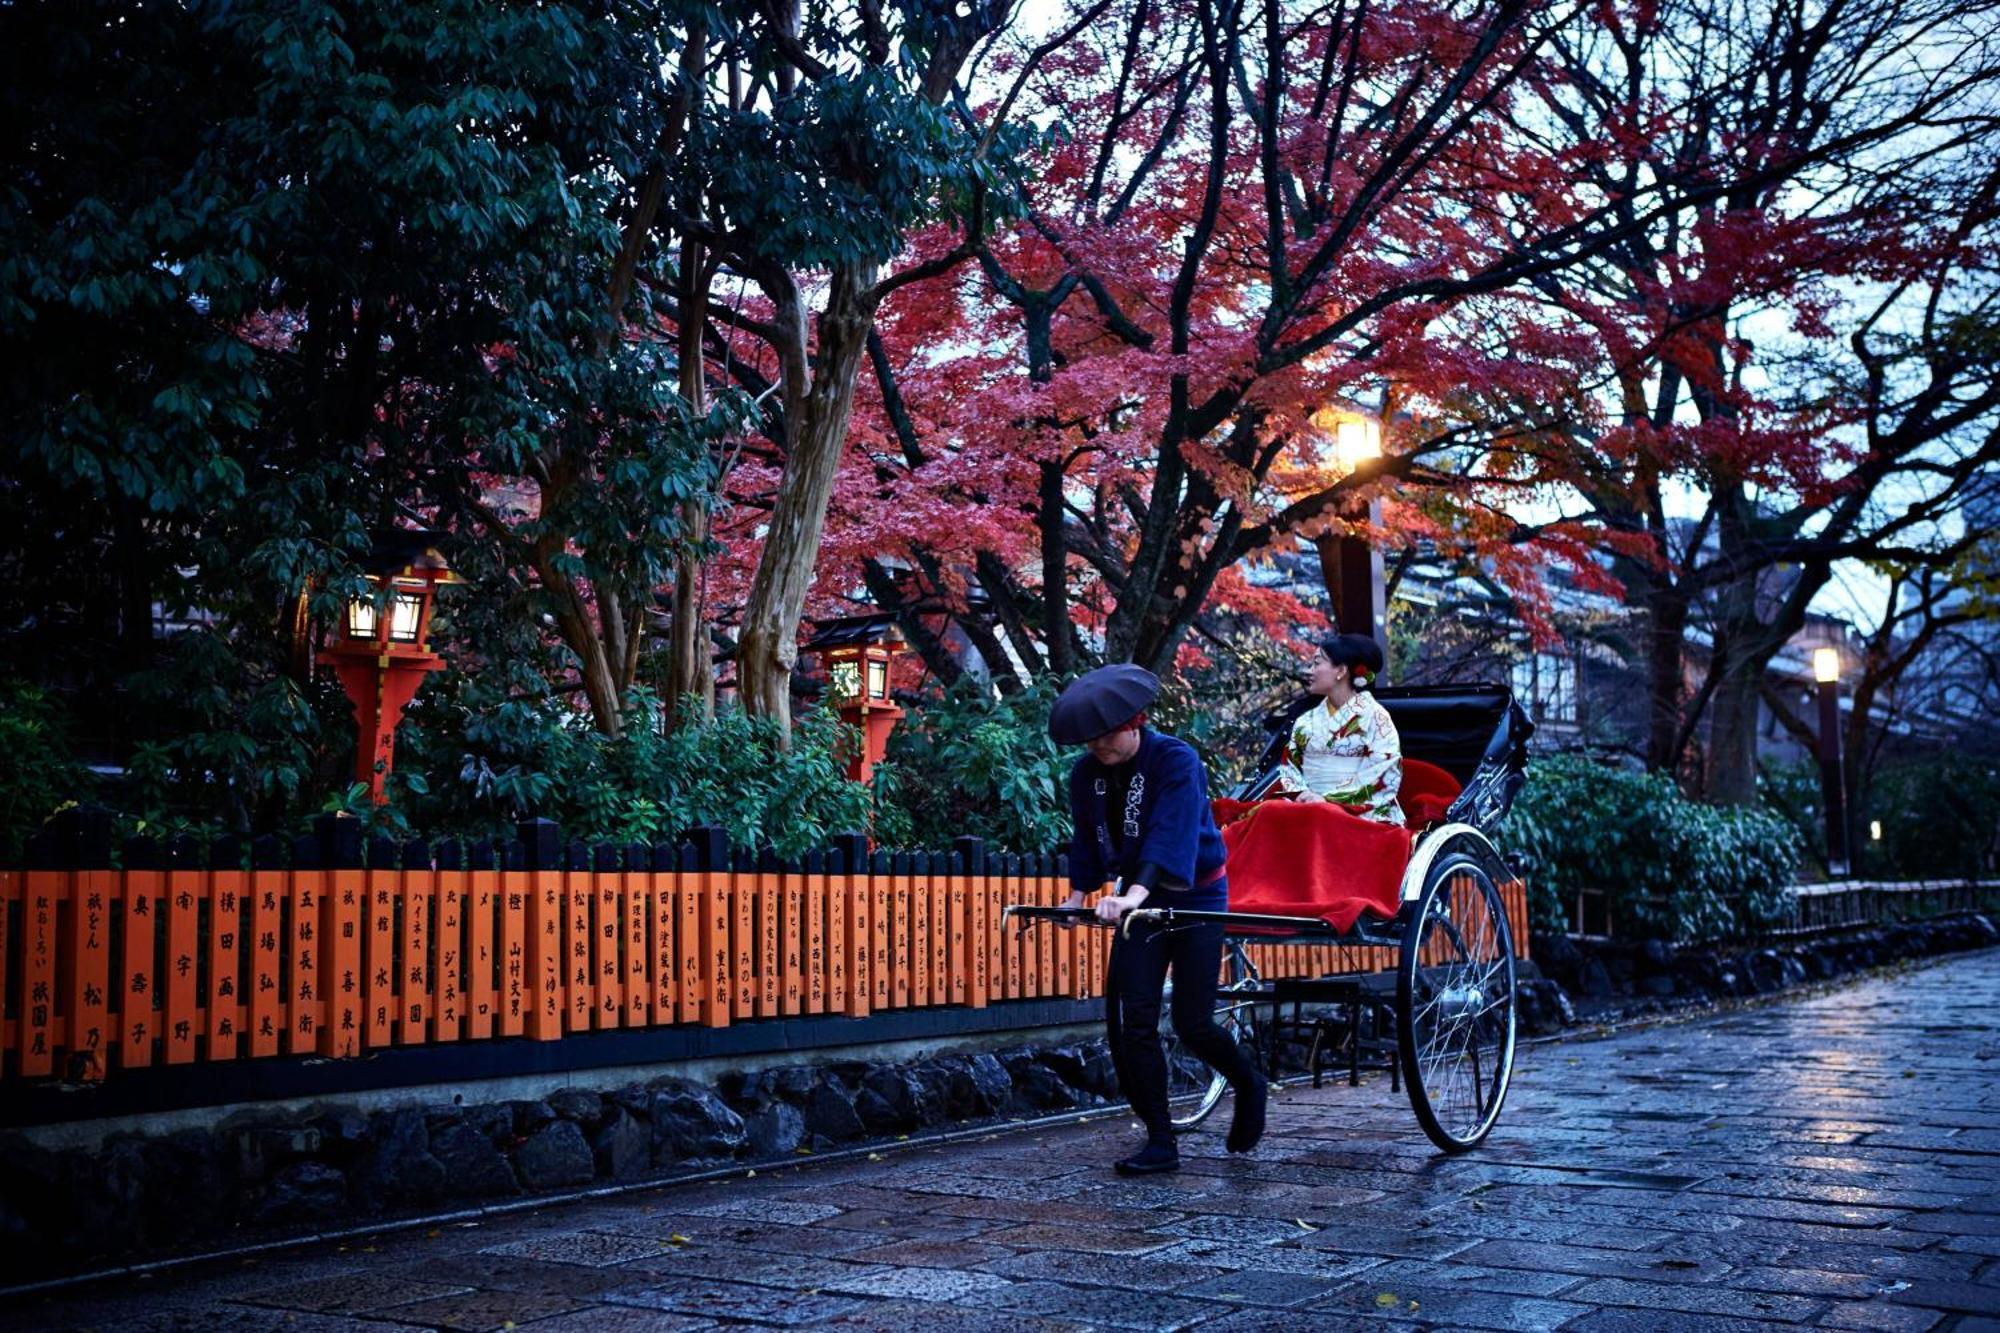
1066,730,1228,910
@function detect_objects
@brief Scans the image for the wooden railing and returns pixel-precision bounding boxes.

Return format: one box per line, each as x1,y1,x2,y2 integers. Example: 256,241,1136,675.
0,813,1530,1084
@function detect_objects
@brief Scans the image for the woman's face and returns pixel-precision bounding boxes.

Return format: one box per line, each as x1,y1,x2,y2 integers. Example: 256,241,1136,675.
1307,652,1346,696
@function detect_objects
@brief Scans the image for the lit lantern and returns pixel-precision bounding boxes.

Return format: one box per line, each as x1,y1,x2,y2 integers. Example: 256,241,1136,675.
318,532,461,804
803,614,909,785
1305,404,1387,640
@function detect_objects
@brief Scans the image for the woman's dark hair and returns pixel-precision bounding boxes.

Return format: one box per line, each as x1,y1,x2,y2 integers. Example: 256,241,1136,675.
1318,633,1385,688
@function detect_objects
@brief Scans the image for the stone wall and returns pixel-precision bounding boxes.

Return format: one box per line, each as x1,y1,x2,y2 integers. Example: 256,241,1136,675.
1532,913,2000,1022
0,1039,1122,1282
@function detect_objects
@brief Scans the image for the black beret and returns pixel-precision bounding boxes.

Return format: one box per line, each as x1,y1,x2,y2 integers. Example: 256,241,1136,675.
1048,664,1162,745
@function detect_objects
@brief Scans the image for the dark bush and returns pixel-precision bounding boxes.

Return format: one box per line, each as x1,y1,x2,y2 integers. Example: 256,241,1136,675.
1502,754,1802,942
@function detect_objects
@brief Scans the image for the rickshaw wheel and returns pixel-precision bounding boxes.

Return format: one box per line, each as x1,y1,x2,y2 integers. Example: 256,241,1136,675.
1163,948,1261,1130
1397,853,1517,1153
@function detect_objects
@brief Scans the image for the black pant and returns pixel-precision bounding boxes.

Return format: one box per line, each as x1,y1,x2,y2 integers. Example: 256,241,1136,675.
1106,916,1261,1143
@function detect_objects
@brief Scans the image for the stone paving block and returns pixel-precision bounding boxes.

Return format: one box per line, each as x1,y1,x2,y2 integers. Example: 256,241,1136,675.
1148,1213,1307,1244
1722,1265,1896,1298
899,1170,1087,1202
1561,1310,1811,1333
28,1308,428,1333
1295,1226,1483,1260
975,1222,1179,1253
680,1198,847,1225
1133,1240,1384,1280
1454,1237,1732,1284
614,1243,886,1290
812,1208,1003,1240
976,1249,1231,1290
605,1275,870,1323
1359,1257,1587,1297
477,1229,669,1267
1818,1300,1948,1331
925,1196,1181,1229
1564,1275,1828,1321
502,1309,716,1332
816,1264,1016,1302
788,1298,1088,1332
1310,1282,1591,1331
1188,1309,1413,1332
1895,1210,2000,1236
974,1278,1227,1330
642,1218,884,1257
381,1253,656,1300
1171,1267,1347,1307
847,1238,1019,1269
236,1274,472,1315
382,1289,585,1332
1883,1277,2000,1314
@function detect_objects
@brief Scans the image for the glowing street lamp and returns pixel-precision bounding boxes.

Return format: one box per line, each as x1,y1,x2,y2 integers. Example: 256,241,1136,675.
803,615,909,785
1812,645,1851,877
1309,406,1387,641
320,533,460,805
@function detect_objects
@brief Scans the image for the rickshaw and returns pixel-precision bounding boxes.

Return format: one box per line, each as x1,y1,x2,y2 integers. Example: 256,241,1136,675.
1007,684,1532,1154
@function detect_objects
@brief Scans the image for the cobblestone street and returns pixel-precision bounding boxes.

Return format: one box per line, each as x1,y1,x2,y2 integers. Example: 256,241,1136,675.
10,949,2000,1332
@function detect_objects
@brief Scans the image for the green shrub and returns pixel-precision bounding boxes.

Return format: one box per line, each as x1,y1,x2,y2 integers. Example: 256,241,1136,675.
875,676,1072,854
0,679,91,861
1867,755,2000,879
1502,754,1802,942
393,687,877,858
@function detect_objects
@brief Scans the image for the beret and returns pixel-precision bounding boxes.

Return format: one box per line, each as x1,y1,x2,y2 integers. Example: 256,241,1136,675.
1048,663,1162,745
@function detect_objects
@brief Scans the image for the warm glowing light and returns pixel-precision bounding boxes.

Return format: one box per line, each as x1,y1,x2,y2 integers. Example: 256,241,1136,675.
867,657,888,700
389,591,424,643
1870,820,1883,841
346,597,378,640
1813,647,1840,684
1334,416,1382,472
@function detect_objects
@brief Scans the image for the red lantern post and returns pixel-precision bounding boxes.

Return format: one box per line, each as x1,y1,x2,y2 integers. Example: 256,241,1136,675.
803,616,910,785
319,535,460,804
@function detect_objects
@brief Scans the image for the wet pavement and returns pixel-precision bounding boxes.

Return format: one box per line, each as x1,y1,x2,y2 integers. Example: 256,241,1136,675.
8,949,2000,1331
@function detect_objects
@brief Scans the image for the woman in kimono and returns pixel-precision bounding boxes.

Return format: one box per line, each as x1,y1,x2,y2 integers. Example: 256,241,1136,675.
1272,634,1404,824
1050,663,1268,1176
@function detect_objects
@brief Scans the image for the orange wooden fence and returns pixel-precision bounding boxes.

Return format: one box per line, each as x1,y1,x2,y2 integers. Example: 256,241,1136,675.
0,824,1529,1084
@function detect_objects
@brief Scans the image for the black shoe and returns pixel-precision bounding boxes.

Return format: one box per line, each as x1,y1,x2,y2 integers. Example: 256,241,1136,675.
1114,1140,1180,1175
1226,1071,1268,1153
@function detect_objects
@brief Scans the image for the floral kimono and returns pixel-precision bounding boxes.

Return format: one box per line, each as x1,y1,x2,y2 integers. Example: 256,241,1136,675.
1272,691,1405,825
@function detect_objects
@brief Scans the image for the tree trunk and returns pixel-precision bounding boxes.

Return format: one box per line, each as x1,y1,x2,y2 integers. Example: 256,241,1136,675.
736,261,879,739
664,220,715,725
1640,577,1692,774
1039,461,1075,676
1704,652,1764,805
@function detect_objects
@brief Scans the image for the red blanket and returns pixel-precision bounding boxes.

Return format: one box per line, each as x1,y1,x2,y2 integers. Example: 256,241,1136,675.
1210,799,1413,930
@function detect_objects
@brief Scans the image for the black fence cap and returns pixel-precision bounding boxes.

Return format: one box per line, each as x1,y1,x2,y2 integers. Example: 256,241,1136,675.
678,842,699,872
952,836,985,874
871,848,893,874
467,839,495,871
651,842,679,873
891,851,911,875
401,838,431,870
316,813,363,868
286,834,318,871
434,838,462,871
624,843,648,872
366,835,399,870
682,826,728,869
251,835,287,870
518,818,561,870
757,847,782,874
502,840,526,871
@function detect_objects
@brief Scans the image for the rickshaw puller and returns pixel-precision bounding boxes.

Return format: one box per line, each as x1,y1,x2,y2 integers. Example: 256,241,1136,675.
1052,664,1269,1176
